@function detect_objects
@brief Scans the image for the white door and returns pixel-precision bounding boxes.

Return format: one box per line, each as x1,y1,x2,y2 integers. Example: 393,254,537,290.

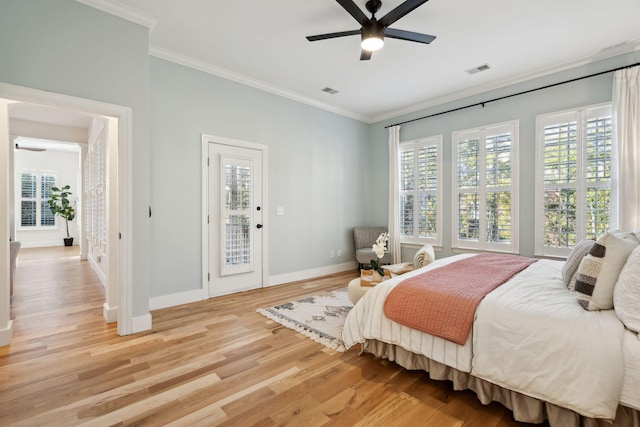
208,142,263,296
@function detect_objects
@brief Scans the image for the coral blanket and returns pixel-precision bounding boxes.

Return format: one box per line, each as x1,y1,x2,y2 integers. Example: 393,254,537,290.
383,254,537,345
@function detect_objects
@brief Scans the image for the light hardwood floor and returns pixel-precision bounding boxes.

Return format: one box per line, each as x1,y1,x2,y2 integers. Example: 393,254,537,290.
1,247,547,426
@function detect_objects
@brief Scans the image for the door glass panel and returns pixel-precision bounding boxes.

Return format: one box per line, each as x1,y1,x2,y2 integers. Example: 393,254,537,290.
225,214,251,266
221,158,253,275
225,164,251,211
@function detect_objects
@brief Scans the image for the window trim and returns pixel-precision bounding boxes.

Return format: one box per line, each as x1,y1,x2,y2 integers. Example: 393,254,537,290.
398,135,443,247
451,120,519,253
534,102,612,257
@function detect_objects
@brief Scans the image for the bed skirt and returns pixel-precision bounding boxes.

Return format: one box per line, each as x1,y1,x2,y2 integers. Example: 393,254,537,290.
362,339,639,427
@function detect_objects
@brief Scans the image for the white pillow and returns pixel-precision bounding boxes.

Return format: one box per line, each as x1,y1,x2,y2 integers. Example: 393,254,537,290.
614,246,640,332
612,229,640,243
575,232,638,311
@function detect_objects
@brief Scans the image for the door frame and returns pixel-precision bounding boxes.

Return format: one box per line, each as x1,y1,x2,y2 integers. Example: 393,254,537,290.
201,134,269,299
0,82,134,345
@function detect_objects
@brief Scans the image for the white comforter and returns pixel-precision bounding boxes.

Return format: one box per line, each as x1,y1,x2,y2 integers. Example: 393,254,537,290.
343,255,629,420
472,258,625,419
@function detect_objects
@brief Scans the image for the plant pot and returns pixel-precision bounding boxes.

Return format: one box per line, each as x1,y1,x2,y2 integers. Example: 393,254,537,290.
64,237,74,247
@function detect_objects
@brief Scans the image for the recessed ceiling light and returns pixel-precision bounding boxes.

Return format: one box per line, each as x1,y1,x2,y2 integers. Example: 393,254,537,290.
465,64,491,75
322,87,339,95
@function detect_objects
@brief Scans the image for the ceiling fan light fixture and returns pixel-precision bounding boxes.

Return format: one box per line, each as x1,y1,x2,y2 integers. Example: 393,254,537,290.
361,35,384,52
361,20,384,52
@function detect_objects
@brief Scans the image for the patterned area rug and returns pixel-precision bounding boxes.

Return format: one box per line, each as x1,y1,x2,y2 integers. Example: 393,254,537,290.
257,287,353,352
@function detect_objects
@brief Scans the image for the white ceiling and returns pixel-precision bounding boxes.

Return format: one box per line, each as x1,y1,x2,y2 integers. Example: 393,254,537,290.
10,102,93,129
81,1,640,122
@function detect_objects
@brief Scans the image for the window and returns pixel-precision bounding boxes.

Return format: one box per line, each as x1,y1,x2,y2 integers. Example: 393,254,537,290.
399,136,442,246
19,171,56,228
535,104,612,257
41,174,56,226
452,121,519,252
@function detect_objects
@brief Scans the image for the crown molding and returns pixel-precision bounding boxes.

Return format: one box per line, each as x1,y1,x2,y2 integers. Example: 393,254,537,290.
370,40,640,124
149,45,369,123
75,0,158,30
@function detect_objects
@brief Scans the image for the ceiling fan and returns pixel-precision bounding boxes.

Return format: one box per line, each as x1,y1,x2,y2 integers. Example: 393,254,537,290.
306,0,435,60
15,143,46,152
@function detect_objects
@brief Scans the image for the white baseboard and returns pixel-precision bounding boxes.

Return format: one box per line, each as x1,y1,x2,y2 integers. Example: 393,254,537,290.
149,289,205,311
267,261,356,287
131,313,152,333
103,302,117,323
88,255,107,288
0,320,13,347
19,241,78,249
146,263,354,312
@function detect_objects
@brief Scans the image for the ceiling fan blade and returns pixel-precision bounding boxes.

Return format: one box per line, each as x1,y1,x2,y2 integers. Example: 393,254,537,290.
384,28,436,44
360,50,372,61
15,143,46,152
379,0,430,27
306,30,360,42
336,0,370,26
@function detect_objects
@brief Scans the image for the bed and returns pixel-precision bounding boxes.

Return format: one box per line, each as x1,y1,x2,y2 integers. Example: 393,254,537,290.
342,249,640,426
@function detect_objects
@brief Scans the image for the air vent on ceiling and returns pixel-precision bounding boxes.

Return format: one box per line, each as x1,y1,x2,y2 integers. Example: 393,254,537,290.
465,64,491,75
321,87,339,94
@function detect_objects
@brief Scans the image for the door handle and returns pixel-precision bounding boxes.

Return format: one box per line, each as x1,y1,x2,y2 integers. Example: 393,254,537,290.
256,224,263,229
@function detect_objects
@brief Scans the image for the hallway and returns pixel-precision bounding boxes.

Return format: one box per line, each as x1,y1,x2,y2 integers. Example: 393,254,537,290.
8,246,115,351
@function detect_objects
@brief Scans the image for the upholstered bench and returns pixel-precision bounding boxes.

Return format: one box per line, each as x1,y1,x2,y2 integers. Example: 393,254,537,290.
347,277,370,304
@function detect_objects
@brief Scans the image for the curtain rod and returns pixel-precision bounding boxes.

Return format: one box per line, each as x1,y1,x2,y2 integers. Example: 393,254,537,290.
385,62,640,129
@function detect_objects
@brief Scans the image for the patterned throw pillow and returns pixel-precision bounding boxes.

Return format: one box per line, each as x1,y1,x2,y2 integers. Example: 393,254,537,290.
413,244,435,269
614,246,640,333
575,232,638,311
562,239,595,290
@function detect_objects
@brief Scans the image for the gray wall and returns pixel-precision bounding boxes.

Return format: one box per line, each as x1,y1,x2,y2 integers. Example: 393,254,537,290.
0,0,151,317
149,58,371,296
370,53,639,261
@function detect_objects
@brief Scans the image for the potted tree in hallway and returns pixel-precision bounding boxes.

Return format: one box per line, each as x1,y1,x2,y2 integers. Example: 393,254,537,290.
48,185,76,246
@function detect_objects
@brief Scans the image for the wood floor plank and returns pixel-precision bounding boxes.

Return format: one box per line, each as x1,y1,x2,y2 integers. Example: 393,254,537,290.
75,371,223,427
179,366,301,426
0,247,547,426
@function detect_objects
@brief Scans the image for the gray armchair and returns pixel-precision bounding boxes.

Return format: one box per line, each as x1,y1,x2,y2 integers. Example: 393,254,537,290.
353,227,393,269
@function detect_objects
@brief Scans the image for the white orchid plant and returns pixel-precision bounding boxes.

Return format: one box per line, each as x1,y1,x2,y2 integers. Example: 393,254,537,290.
370,232,389,276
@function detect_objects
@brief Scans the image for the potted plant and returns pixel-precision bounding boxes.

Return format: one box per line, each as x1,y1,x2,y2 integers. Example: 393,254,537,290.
48,185,76,246
360,232,391,285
